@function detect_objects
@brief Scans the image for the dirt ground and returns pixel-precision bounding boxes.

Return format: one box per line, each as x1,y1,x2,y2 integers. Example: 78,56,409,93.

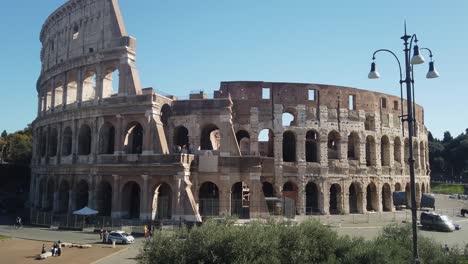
0,238,124,264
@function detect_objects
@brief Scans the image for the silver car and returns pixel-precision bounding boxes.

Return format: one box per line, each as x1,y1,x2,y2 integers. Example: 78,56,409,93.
107,231,135,244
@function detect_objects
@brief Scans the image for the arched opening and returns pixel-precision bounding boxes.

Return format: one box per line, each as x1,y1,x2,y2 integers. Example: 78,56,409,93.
258,129,274,157
349,182,363,214
382,183,392,212
96,181,112,216
405,183,411,208
364,115,376,131
231,182,249,219
199,182,219,217
282,112,296,127
45,179,55,211
422,183,426,194
58,180,70,213
404,139,410,166
328,131,341,160
54,81,64,107
122,181,141,219
48,128,58,157
306,130,319,162
347,132,360,160
82,70,96,101
394,137,402,163
329,184,342,214
262,182,275,198
160,104,172,146
282,131,296,162
62,127,72,156
124,122,143,154
236,130,250,156
306,182,320,214
173,126,189,152
200,124,220,150
66,71,78,105
102,68,119,98
78,125,92,155
366,135,376,166
283,181,298,215
395,182,402,191
366,182,378,212
381,136,390,166
75,180,89,210
152,183,172,220
420,142,426,172
99,123,115,154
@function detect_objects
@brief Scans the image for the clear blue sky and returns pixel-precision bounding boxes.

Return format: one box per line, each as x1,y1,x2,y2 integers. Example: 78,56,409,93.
0,0,466,139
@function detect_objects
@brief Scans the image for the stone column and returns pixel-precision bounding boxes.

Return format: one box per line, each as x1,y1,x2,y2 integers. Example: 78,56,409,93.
53,191,60,212
94,64,104,103
296,131,306,163
250,107,259,155
76,68,83,106
342,184,350,214
62,72,68,110
339,138,348,163
319,137,328,166
322,182,329,215
114,115,124,154
140,175,150,220
376,184,383,212
72,119,78,163
57,122,63,164
51,78,56,111
68,189,75,213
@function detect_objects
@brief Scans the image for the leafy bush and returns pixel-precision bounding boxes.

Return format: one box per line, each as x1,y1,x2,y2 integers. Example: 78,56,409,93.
139,220,461,264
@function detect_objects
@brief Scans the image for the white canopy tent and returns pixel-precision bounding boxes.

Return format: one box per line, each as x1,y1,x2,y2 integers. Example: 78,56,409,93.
72,207,99,216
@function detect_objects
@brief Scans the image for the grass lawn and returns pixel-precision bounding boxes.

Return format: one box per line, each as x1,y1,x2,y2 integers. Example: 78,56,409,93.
0,235,10,240
431,182,465,194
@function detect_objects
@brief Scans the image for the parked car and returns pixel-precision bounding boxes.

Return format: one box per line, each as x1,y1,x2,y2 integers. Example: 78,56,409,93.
420,212,459,232
107,231,135,244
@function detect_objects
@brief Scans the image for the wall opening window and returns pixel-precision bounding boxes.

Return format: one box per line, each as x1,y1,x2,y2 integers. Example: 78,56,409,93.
282,131,296,162
393,100,399,110
349,95,356,110
381,98,387,108
73,25,79,40
259,129,274,157
262,88,270,99
308,89,315,101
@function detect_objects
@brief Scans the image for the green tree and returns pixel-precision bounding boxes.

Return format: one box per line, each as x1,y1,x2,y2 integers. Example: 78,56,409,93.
1,130,7,139
443,131,453,143
6,132,32,164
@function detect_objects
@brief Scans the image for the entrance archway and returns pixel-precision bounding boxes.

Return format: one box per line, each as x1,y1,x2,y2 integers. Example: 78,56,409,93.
75,180,89,210
58,180,70,213
306,182,320,214
349,182,363,214
96,181,112,216
366,182,378,212
199,182,219,216
122,181,141,219
382,183,392,212
231,182,249,219
329,184,342,214
152,183,172,220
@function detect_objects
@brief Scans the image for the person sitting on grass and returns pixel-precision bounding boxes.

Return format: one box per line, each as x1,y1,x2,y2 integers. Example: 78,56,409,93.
41,244,46,254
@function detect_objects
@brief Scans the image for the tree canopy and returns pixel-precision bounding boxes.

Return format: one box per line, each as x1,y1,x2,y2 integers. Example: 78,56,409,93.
0,125,32,164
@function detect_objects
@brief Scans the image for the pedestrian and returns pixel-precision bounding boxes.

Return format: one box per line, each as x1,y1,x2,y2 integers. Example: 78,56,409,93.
57,240,62,256
148,225,152,237
41,244,46,254
104,230,109,243
445,244,450,252
100,229,103,240
143,225,148,238
18,217,22,228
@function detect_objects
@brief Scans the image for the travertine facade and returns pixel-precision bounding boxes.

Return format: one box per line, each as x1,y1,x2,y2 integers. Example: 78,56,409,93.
30,0,430,221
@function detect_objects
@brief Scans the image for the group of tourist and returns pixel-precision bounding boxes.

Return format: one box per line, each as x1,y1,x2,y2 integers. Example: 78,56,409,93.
41,241,62,256
143,225,154,238
100,229,110,243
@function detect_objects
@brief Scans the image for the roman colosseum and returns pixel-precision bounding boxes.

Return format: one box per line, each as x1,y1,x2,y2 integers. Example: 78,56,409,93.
30,0,430,222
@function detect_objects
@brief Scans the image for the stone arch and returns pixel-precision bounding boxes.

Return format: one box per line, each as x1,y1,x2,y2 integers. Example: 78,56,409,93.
283,131,296,162
200,124,220,150
282,108,296,126
75,180,89,210
258,129,274,157
121,181,141,219
160,104,172,143
306,182,320,214
82,69,96,101
48,128,58,157
404,139,410,165
329,183,342,214
54,81,64,107
124,122,143,154
366,182,378,212
45,179,55,211
306,130,319,162
394,137,402,163
199,182,219,217
349,182,363,214
420,141,425,172
96,181,112,216
78,124,92,155
173,126,189,151
328,131,341,160
231,182,249,219
381,135,390,166
99,122,115,154
262,182,275,198
152,182,172,220
347,132,360,160
382,183,392,212
395,182,402,191
58,180,70,213
236,130,250,156
62,127,72,156
66,71,78,105
364,114,376,131
366,135,377,166
38,177,47,209
102,67,119,98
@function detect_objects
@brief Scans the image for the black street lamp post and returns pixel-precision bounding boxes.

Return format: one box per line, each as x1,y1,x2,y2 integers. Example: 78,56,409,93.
368,23,439,264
